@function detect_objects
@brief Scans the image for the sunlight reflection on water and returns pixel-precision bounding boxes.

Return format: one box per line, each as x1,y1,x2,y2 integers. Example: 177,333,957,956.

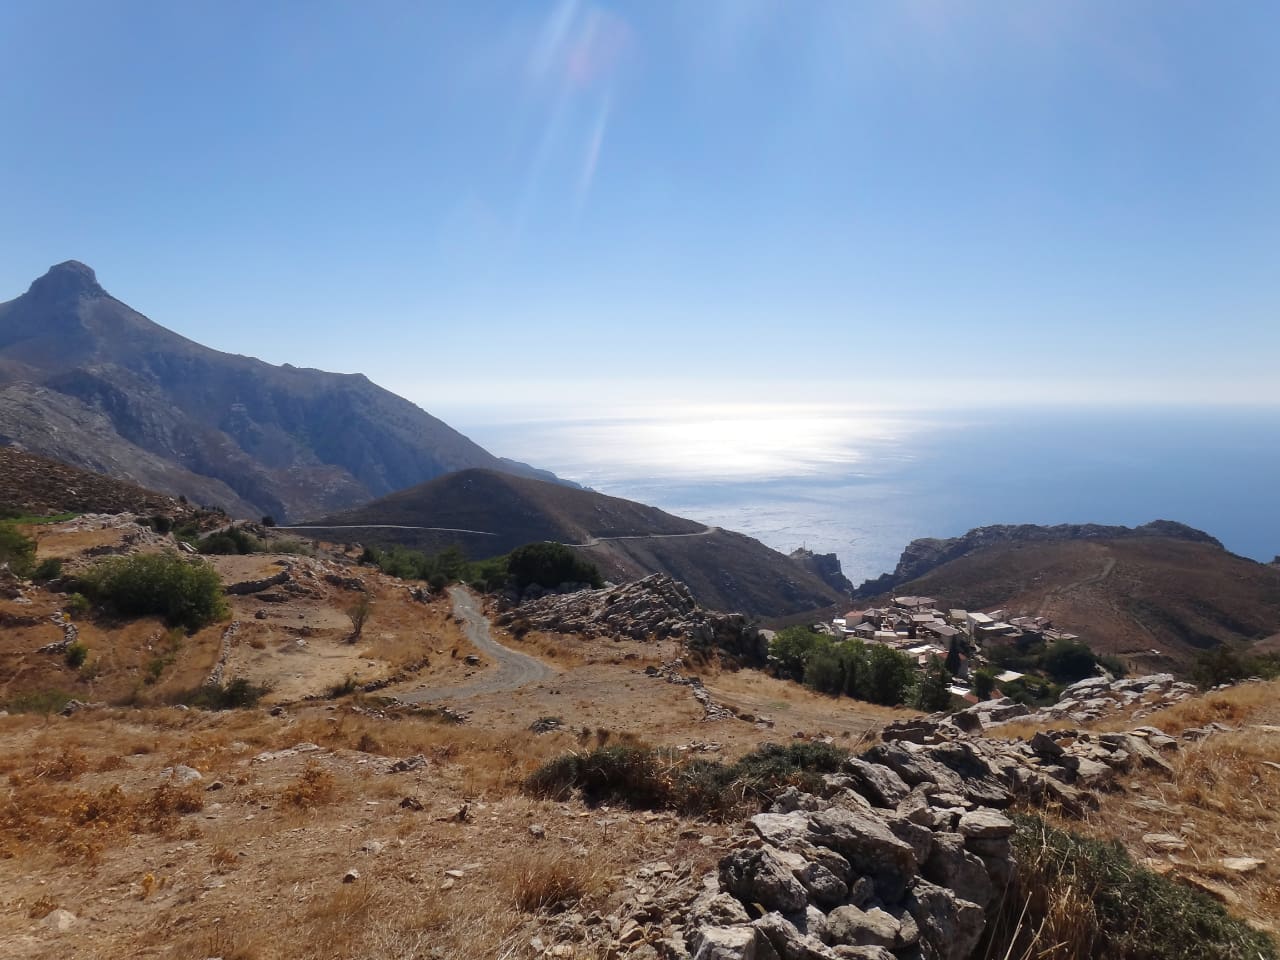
452,404,1280,584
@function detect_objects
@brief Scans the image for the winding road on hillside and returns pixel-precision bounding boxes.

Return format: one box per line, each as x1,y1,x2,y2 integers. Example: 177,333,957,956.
279,523,721,547
570,526,720,547
281,524,498,536
400,586,556,704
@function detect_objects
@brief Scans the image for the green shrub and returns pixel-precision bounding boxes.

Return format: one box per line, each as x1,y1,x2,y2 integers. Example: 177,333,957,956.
526,740,851,819
769,628,918,706
32,556,63,581
507,542,602,589
973,667,997,700
1192,644,1280,688
913,656,953,711
3,689,74,715
65,592,90,619
64,641,88,669
77,551,227,630
149,514,174,534
1043,638,1100,683
327,675,359,698
266,538,313,556
197,528,260,555
0,524,36,576
179,677,270,710
986,814,1277,960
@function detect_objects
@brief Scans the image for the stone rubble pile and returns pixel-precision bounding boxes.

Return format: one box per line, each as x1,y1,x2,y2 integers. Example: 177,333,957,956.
36,611,79,654
1029,674,1197,725
566,720,1192,960
880,674,1199,746
515,575,768,662
205,621,242,686
645,660,738,722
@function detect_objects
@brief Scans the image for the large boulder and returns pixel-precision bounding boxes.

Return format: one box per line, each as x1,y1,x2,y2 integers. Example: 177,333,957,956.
826,905,901,949
693,926,773,960
921,832,994,909
904,879,986,960
719,847,809,915
843,759,912,808
805,808,918,902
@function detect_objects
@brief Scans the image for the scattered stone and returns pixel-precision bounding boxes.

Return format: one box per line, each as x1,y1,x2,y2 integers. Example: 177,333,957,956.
529,824,547,839
43,909,77,933
342,869,360,883
1142,833,1188,853
388,755,428,773
1220,856,1264,874
162,764,203,785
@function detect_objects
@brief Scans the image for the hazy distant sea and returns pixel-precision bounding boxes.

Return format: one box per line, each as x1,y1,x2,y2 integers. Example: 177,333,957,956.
458,406,1280,585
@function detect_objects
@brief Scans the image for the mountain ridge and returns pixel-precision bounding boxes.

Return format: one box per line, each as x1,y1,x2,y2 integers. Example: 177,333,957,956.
0,261,560,521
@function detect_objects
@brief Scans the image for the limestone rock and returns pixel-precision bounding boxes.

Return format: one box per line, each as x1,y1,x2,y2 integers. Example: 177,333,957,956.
805,807,917,902
826,905,900,948
843,759,911,808
905,879,985,960
719,847,809,914
43,909,77,933
957,809,1014,841
692,925,768,960
921,832,993,909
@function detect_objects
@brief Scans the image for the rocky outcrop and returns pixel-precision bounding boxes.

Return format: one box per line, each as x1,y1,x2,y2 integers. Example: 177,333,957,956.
880,674,1200,746
790,548,854,596
853,521,1223,598
513,574,769,663
584,718,1190,959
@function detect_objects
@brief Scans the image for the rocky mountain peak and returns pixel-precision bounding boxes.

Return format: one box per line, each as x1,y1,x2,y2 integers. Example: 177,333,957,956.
25,260,106,302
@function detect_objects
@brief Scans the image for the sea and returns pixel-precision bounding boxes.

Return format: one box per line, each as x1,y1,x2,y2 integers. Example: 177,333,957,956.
452,405,1280,586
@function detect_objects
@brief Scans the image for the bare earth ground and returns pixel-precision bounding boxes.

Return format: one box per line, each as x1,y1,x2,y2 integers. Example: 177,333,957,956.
0,518,906,959
2,517,1278,957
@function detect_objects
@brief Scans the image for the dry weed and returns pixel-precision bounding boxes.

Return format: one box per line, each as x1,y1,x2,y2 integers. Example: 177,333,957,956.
34,746,89,781
505,849,601,912
280,763,338,809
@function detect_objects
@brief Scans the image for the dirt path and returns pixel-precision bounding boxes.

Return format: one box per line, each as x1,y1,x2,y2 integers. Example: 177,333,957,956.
1038,554,1117,615
400,586,556,703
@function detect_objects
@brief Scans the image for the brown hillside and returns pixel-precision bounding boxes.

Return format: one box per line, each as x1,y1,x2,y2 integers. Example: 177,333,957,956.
580,528,847,621
0,445,189,518
303,469,845,618
876,536,1280,672
311,468,704,547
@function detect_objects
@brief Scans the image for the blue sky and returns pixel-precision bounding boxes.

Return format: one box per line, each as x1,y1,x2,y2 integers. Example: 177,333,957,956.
1,1,1277,412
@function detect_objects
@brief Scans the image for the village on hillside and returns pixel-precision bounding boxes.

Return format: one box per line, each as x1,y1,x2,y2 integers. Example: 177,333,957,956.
826,595,1088,703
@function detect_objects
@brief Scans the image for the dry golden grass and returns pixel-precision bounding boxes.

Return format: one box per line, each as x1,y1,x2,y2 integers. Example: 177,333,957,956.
0,694,733,960
1019,680,1280,935
506,848,604,912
